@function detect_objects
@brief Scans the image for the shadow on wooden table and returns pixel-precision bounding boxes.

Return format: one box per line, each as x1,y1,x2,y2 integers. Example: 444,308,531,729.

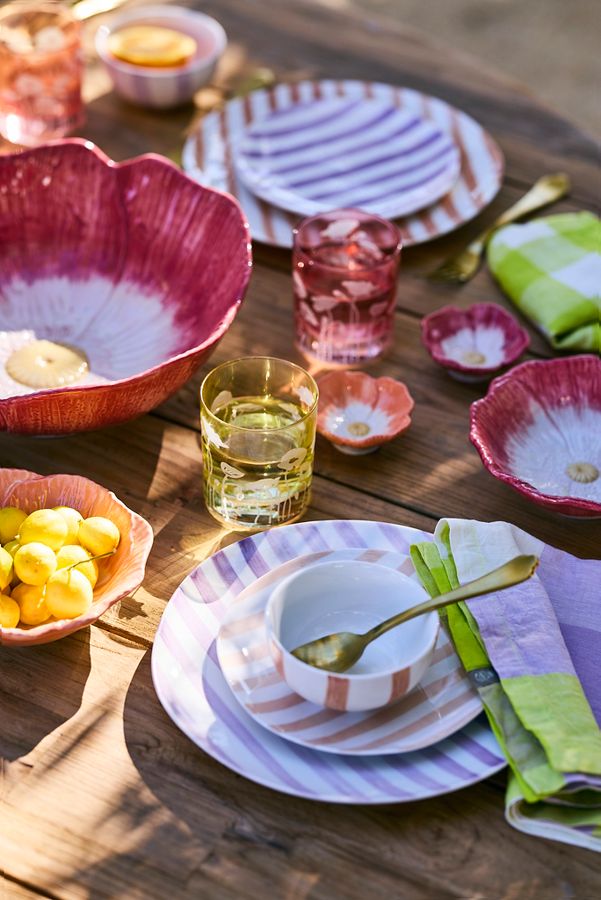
0,628,91,762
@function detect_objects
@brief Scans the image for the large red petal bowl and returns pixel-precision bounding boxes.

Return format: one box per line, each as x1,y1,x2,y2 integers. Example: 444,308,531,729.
0,140,252,434
470,356,601,517
0,468,153,646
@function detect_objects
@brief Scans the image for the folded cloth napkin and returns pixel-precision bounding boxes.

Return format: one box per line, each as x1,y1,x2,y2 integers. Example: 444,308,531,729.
410,519,601,852
487,212,601,352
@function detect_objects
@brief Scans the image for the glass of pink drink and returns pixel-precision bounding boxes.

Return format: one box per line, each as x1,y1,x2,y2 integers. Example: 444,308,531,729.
0,1,84,146
293,209,402,367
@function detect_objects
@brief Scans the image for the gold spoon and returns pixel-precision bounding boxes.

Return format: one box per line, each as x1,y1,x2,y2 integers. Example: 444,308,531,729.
291,554,538,672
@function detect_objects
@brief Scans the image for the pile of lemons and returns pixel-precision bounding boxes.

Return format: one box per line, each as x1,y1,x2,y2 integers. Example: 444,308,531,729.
0,506,121,629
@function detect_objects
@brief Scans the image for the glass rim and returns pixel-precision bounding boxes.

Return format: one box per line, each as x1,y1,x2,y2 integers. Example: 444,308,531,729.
0,1,80,56
293,208,402,275
200,356,319,434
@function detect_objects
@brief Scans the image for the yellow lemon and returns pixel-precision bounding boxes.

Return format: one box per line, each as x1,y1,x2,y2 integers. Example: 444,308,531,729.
78,516,121,557
0,545,14,591
14,542,57,586
0,506,27,544
56,544,98,588
19,508,68,551
0,593,20,628
4,539,21,585
52,506,83,545
107,25,197,68
45,568,93,619
12,583,50,626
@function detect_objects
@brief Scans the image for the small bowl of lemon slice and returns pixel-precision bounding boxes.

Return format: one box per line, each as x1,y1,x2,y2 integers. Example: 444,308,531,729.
95,5,227,109
0,469,153,646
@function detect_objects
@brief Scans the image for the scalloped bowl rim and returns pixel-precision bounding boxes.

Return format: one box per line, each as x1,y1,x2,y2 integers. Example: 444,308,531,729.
0,468,154,645
421,302,530,376
0,138,252,406
317,371,414,448
470,356,601,516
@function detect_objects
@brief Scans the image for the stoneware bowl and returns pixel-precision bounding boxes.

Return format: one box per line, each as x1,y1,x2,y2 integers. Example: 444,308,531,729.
421,302,530,382
0,468,153,646
95,5,227,109
265,559,439,712
470,355,601,517
317,370,414,454
0,140,251,435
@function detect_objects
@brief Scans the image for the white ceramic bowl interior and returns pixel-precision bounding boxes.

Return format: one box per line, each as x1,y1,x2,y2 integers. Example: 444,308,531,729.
265,560,439,711
95,5,227,109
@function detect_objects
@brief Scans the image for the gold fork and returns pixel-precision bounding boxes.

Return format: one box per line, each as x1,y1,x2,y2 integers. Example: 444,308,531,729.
428,172,570,283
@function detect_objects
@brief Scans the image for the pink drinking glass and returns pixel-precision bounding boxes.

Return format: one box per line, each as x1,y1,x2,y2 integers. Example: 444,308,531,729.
293,209,402,367
0,1,84,146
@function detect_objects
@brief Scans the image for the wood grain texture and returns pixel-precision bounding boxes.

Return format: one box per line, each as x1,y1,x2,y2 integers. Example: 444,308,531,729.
1,1,600,897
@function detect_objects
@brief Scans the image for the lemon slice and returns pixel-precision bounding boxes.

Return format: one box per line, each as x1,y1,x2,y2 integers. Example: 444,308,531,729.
6,339,89,389
108,25,197,68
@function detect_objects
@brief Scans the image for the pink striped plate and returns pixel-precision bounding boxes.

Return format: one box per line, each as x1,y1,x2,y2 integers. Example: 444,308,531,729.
217,548,483,755
152,519,505,803
234,97,461,219
182,79,504,248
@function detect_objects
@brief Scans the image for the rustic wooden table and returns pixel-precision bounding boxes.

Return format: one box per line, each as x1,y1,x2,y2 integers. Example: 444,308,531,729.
1,1,600,897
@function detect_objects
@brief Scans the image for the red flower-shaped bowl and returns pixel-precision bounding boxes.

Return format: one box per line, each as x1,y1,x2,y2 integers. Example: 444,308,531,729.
0,140,251,435
421,302,529,382
470,355,601,517
317,370,414,454
0,468,153,646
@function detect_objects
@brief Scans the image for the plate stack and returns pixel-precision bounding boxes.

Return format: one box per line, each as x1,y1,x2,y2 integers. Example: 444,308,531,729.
152,519,506,803
183,79,504,247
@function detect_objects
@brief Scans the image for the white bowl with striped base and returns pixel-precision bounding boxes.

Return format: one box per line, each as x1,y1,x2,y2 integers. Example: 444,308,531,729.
265,559,439,711
152,520,504,803
217,548,482,755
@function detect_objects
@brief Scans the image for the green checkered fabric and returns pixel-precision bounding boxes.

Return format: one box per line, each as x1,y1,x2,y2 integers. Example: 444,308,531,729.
487,212,600,352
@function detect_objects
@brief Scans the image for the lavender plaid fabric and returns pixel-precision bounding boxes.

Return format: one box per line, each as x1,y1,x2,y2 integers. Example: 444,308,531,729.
411,519,601,851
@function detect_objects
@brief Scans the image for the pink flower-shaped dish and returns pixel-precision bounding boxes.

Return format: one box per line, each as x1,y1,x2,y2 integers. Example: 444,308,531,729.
0,468,153,646
0,140,251,435
421,302,529,382
317,371,414,455
470,355,601,517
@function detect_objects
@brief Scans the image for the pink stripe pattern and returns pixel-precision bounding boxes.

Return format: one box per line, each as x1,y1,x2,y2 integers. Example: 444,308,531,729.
182,80,504,249
151,520,505,803
217,548,482,754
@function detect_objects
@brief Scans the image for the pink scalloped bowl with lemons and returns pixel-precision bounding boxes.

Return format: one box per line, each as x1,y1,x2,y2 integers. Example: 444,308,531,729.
0,469,153,646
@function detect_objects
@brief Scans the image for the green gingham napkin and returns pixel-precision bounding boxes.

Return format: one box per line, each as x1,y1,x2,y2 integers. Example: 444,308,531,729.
487,212,601,352
411,519,601,851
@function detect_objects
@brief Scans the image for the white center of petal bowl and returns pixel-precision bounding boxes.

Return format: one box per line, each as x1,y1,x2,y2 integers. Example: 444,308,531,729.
506,404,601,502
0,276,180,399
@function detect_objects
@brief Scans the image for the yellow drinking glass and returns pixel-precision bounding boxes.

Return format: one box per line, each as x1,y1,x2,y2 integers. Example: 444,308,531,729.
200,357,318,531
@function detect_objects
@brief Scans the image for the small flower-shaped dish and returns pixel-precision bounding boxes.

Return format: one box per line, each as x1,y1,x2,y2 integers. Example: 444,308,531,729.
470,355,601,517
0,468,153,646
421,302,530,382
317,371,414,455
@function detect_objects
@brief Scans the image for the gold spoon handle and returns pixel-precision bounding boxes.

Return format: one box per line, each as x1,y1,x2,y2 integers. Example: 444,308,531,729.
471,173,570,253
365,554,538,643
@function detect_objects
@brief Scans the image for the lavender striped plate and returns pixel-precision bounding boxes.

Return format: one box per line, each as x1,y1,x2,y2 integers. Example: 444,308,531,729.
182,79,504,249
152,520,505,803
217,548,483,756
233,97,461,219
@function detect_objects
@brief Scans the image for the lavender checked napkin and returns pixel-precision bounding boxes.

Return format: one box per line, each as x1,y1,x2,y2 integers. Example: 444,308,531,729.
411,519,601,851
